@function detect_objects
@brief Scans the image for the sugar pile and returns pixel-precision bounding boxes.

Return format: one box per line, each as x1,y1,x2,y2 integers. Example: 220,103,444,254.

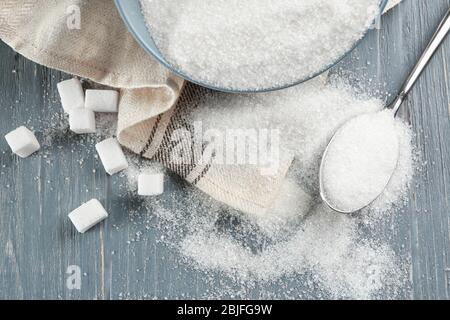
123,77,416,299
140,0,381,90
321,110,400,212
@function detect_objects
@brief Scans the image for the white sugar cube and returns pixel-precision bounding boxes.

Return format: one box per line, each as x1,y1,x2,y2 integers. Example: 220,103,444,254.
68,199,108,233
85,89,119,113
57,78,85,113
95,138,128,175
5,126,40,158
69,108,96,134
138,172,165,196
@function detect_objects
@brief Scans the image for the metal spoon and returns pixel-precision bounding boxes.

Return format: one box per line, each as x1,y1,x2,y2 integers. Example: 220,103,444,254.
319,7,450,214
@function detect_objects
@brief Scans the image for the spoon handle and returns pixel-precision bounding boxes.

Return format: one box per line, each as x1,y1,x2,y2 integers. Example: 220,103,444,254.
389,7,450,115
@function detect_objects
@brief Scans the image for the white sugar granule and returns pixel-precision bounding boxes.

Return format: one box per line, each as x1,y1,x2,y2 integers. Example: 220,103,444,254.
180,205,402,298
369,121,415,218
321,110,400,212
140,0,380,90
33,77,414,299
120,77,415,299
188,76,385,190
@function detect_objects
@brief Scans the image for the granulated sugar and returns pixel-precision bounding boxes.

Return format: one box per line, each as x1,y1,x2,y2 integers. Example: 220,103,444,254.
29,77,414,299
25,76,414,299
122,77,415,299
140,0,381,90
321,110,400,212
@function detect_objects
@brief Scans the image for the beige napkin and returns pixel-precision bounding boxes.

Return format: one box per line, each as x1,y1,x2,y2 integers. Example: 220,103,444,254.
0,0,402,215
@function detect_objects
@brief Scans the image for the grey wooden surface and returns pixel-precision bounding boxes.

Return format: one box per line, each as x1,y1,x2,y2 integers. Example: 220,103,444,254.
0,0,449,300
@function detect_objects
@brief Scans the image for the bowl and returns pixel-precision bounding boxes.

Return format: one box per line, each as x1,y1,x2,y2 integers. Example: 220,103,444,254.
115,0,388,93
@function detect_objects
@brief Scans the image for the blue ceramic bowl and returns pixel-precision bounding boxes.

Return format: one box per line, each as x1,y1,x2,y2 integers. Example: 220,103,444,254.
115,0,388,93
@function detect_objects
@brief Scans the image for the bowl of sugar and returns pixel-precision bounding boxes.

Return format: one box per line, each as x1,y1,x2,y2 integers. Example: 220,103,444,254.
115,0,388,93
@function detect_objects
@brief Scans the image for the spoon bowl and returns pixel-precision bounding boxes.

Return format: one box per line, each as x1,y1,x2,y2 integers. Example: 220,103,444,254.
319,111,400,214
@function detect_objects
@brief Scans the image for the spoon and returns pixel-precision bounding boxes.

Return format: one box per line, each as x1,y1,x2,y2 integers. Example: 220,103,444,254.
319,7,450,214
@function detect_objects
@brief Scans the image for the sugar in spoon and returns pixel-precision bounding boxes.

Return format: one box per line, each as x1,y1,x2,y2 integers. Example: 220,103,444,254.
319,7,450,214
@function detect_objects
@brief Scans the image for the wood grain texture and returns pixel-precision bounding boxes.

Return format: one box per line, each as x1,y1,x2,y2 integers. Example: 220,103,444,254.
0,0,449,300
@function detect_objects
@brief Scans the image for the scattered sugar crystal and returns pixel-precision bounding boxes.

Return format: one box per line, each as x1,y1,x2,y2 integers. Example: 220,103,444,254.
321,110,400,212
95,113,119,139
69,108,96,134
141,0,380,90
95,138,129,175
57,78,85,113
368,121,415,219
5,126,40,158
68,199,108,233
85,89,119,113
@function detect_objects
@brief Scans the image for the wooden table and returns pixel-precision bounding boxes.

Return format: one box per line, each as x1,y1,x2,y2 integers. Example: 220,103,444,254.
0,0,449,299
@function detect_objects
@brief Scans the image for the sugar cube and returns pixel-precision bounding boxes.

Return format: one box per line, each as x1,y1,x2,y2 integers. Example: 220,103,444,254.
5,126,40,158
95,138,128,175
85,89,119,113
69,108,96,134
57,78,85,113
68,199,108,233
138,172,165,196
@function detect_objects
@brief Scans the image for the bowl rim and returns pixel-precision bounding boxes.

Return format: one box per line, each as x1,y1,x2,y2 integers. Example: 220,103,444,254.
115,0,388,93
